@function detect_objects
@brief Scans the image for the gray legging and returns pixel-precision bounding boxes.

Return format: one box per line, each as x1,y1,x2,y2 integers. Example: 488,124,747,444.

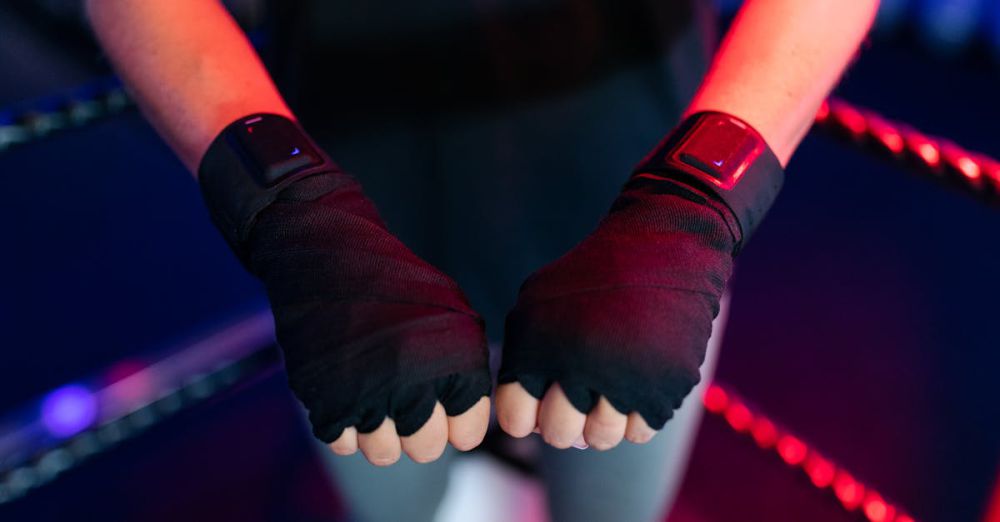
311,297,728,522
305,20,718,519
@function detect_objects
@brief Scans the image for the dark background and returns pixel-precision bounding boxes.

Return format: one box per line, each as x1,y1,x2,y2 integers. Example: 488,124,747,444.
0,1,998,521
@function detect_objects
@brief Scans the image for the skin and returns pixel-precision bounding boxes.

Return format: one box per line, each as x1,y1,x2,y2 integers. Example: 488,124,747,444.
496,0,881,452
85,0,879,463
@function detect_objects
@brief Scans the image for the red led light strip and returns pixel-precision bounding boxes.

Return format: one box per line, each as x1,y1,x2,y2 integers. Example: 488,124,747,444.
986,469,1000,522
815,98,1000,206
702,384,917,522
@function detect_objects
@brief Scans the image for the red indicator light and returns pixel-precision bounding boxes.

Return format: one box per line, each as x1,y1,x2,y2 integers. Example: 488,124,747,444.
816,100,831,124
833,103,867,136
866,116,905,154
880,132,904,154
725,402,753,432
863,493,892,522
957,156,981,180
751,418,778,448
777,435,807,466
804,453,836,488
834,472,865,510
703,385,729,413
916,142,940,167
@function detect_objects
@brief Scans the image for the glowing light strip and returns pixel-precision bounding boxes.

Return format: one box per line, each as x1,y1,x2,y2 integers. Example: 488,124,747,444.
0,311,278,505
985,468,1000,522
815,98,1000,206
703,384,918,522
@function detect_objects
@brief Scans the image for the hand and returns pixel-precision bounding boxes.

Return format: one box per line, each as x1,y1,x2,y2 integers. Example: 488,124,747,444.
198,115,494,465
497,383,656,450
496,179,737,450
247,174,492,465
327,397,490,465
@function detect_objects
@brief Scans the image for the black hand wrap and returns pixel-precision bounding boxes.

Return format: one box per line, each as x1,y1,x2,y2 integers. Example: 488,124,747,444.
198,114,491,442
499,112,783,429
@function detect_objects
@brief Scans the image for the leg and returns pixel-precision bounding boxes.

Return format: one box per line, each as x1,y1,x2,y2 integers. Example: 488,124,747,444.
539,295,729,522
312,435,456,522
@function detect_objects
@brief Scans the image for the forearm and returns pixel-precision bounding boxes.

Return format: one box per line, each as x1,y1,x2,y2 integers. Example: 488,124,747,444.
686,0,879,166
85,0,292,174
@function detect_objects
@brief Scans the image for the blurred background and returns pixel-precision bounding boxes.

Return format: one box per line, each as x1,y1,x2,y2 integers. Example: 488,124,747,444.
0,0,998,520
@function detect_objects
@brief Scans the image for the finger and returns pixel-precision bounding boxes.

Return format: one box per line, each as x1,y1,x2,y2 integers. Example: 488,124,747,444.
328,426,359,456
625,411,658,444
447,396,490,451
496,382,540,438
358,417,402,466
400,402,448,463
583,396,627,451
538,383,587,449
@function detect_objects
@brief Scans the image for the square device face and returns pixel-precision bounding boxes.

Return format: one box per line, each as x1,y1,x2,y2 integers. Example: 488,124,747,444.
671,115,763,190
232,115,323,187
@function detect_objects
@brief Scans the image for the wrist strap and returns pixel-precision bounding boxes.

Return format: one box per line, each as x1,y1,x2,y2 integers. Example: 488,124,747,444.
197,113,341,262
630,111,785,252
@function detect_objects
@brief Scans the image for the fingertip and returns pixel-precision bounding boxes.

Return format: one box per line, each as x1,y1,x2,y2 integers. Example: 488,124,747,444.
328,426,359,456
496,382,539,438
400,402,448,464
448,396,490,451
538,383,586,449
583,397,627,451
624,412,657,444
541,431,575,449
358,418,402,466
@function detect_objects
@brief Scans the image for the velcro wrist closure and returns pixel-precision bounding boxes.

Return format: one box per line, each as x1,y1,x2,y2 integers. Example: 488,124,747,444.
630,111,785,253
197,113,340,262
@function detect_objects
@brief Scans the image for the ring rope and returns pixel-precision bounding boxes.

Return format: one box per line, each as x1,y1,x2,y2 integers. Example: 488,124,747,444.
816,98,1000,206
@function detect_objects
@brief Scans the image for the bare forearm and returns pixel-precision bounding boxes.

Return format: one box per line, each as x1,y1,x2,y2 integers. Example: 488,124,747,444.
686,0,879,166
85,0,292,174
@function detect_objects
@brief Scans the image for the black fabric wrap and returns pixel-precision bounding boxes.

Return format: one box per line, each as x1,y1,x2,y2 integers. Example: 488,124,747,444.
499,113,784,429
630,111,785,252
198,115,491,442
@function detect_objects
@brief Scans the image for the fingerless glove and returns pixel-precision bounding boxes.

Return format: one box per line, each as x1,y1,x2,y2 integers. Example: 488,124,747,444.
499,112,783,429
199,114,491,442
